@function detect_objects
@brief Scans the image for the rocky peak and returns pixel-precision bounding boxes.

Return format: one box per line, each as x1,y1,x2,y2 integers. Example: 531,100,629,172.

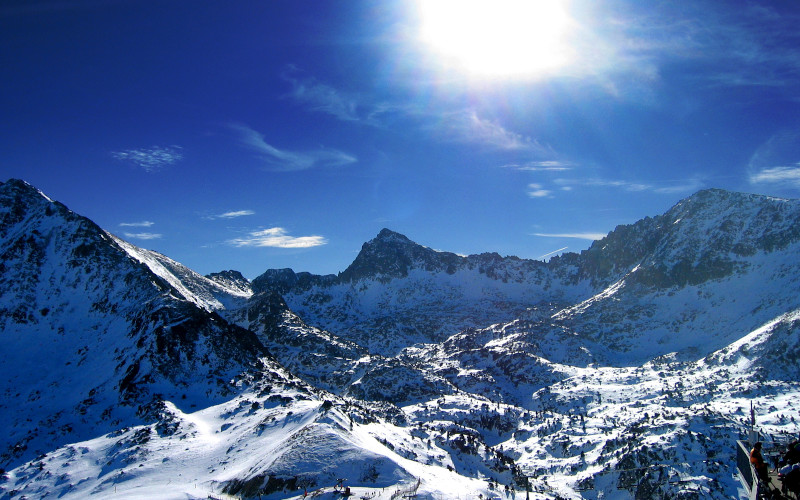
206,269,251,294
339,228,461,282
576,188,800,289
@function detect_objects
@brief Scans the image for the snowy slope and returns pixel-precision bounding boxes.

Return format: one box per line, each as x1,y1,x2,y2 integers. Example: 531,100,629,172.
550,188,800,363
111,236,252,312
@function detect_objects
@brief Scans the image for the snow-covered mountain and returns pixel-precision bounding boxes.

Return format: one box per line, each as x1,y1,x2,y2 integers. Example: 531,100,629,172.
0,179,275,470
250,188,800,369
2,178,799,500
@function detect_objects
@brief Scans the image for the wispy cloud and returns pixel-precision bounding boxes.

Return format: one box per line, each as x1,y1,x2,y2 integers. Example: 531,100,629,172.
748,131,800,189
750,165,800,188
527,183,552,198
652,179,706,194
282,68,557,156
504,161,574,172
227,227,327,249
230,123,356,172
579,179,653,192
439,109,548,152
205,210,255,220
283,69,361,122
554,177,703,195
691,4,800,89
119,221,154,227
542,2,800,102
121,221,161,239
111,145,183,172
534,232,607,240
282,67,414,127
283,69,551,153
124,232,162,240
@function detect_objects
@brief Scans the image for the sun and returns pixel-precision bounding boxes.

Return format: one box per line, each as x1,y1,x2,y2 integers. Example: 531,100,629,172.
417,0,574,79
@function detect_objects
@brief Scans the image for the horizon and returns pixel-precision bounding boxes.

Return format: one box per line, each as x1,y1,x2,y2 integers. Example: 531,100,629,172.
2,0,800,279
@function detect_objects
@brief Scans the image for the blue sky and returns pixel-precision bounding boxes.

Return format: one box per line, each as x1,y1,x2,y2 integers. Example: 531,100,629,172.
2,0,800,278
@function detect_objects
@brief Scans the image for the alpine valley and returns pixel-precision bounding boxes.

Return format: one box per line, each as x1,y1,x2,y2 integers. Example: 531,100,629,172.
1,177,799,500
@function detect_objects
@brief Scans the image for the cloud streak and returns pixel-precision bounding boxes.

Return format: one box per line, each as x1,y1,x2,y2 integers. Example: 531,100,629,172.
515,1,800,102
124,232,162,240
748,131,800,189
553,177,704,195
111,145,183,172
750,165,800,188
119,221,154,227
283,69,361,122
227,227,327,248
534,232,607,241
230,123,356,172
439,109,549,152
282,70,552,154
205,210,255,220
504,161,574,172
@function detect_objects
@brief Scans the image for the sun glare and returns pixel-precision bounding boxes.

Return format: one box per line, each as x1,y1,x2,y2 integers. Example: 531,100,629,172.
418,0,573,79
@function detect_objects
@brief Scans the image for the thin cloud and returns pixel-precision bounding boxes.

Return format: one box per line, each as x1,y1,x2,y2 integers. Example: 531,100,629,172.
282,70,361,122
504,161,574,172
119,221,154,227
111,145,183,172
544,2,800,102
228,227,327,248
692,4,800,88
534,232,607,240
440,109,548,152
205,210,255,220
750,165,800,188
281,69,552,153
229,123,357,172
282,66,417,127
652,178,705,194
527,183,552,198
124,232,162,240
748,131,800,189
582,179,652,192
555,177,702,194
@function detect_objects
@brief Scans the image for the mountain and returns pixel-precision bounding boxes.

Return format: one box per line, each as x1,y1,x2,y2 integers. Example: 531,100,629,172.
2,179,800,500
251,229,586,356
249,189,800,367
0,179,274,469
0,179,503,499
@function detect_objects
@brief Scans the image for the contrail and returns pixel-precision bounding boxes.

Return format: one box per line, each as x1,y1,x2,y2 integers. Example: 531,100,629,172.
538,246,568,259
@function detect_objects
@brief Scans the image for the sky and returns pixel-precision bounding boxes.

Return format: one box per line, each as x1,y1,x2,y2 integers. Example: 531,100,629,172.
2,0,800,279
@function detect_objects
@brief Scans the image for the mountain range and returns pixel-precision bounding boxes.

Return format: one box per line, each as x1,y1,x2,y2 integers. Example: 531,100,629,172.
1,178,799,499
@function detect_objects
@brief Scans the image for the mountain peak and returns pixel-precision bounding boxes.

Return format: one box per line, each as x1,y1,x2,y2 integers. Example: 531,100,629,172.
374,228,412,243
1,178,54,212
206,269,249,285
339,229,459,282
